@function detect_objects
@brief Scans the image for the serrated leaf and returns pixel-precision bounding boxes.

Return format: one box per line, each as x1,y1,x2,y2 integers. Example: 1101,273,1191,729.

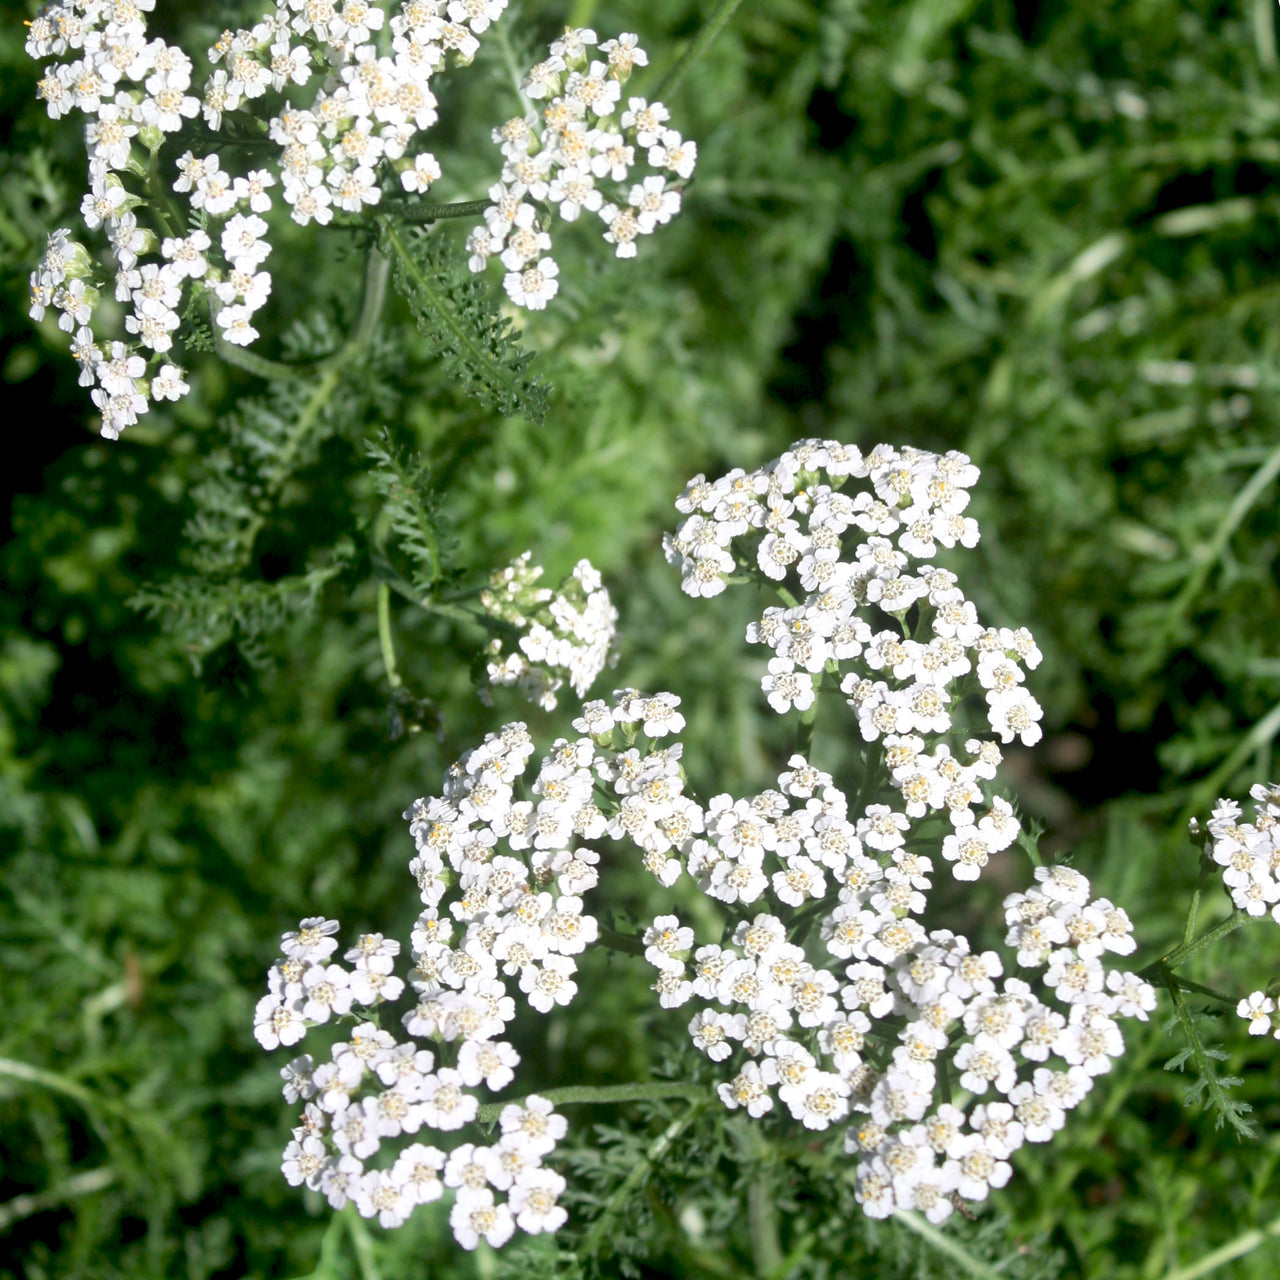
382,222,551,424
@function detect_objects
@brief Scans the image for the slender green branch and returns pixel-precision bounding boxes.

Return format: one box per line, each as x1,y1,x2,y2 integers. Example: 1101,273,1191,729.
477,1081,711,1125
581,1097,712,1258
598,923,647,956
891,1209,1004,1279
1172,692,1280,849
1183,865,1211,946
652,0,747,101
212,245,389,381
795,700,818,757
344,1205,381,1280
493,18,538,121
0,1168,116,1232
376,582,402,691
283,1210,346,1280
384,199,493,224
747,1173,783,1277
225,248,389,572
1167,975,1238,1006
1144,910,1251,976
1162,1209,1280,1280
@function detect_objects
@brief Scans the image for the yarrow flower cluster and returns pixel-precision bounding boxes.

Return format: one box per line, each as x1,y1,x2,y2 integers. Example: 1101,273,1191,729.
467,27,695,309
665,439,1044,756
1208,782,1280,923
254,720,609,1244
24,0,541,437
1206,781,1280,1039
480,554,618,711
619,441,1156,1221
259,438,1161,1234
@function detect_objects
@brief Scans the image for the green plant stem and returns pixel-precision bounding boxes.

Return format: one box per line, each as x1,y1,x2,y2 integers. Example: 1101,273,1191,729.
0,1168,116,1233
344,1205,381,1280
225,248,389,571
891,1209,1004,1279
747,1172,783,1277
384,198,493,224
477,1081,711,1125
1144,909,1251,976
376,582,402,691
652,0,747,101
1162,1209,1280,1280
1183,865,1211,946
1172,692,1280,850
598,923,647,956
580,1096,712,1258
1142,442,1280,677
215,243,389,380
795,701,817,757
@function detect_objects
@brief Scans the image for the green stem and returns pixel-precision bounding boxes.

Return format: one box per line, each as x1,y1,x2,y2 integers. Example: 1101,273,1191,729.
226,248,389,572
344,1205,381,1280
0,1168,115,1233
477,1081,710,1125
493,19,538,121
1183,865,1211,946
1143,910,1251,976
747,1172,783,1277
144,144,182,242
580,1097,712,1258
377,582,402,691
652,0,747,101
795,700,818,757
385,198,493,224
598,923,647,957
1168,975,1239,1007
891,1210,1004,1280
214,244,389,381
1162,1209,1280,1280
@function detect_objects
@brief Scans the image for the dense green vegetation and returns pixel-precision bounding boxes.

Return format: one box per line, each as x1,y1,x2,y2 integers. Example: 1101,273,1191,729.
2,1,1279,1277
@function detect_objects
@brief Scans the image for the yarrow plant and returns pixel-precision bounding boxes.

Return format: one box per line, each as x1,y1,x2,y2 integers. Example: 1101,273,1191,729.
623,440,1156,1221
260,437,1169,1237
479,554,618,710
1202,783,1280,1039
466,27,694,308
253,718,606,1244
25,4,695,436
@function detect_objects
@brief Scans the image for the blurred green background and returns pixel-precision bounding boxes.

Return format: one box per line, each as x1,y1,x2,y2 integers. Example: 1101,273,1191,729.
3,0,1280,1276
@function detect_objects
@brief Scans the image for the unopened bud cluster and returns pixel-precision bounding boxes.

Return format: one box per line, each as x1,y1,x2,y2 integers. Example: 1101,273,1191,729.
467,27,695,309
480,555,618,711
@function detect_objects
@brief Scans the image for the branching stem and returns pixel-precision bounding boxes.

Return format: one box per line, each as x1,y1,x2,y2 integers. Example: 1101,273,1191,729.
652,0,747,102
476,1081,711,1125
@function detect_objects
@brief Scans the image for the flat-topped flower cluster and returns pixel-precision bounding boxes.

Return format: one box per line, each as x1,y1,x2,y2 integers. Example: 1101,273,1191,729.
1211,782,1280,1039
26,4,693,436
480,554,618,711
633,441,1156,1220
27,0,507,437
254,718,616,1245
259,438,1161,1238
467,27,695,309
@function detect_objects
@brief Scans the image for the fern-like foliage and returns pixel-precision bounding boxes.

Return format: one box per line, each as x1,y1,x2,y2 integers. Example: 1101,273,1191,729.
130,308,400,669
1163,998,1257,1138
382,222,550,424
129,541,355,669
366,428,448,600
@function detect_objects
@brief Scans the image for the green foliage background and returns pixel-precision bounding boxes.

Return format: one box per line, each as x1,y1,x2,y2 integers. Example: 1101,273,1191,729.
2,0,1280,1277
